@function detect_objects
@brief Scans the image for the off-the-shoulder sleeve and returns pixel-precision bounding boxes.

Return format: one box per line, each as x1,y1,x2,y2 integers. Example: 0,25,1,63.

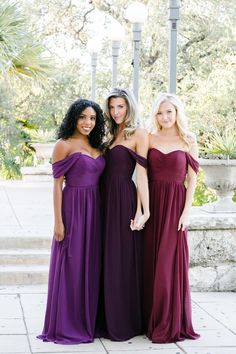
128,149,147,168
186,153,199,174
52,153,81,178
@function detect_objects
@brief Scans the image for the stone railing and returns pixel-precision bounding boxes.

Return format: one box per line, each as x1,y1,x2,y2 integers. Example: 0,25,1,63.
189,206,236,291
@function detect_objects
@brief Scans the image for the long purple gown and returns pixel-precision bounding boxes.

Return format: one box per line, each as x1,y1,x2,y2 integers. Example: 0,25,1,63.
98,145,147,341
143,149,200,343
37,152,105,344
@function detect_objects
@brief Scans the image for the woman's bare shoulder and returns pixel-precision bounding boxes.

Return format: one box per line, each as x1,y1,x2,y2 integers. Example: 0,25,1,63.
52,139,71,163
134,127,148,137
187,135,198,159
149,132,158,141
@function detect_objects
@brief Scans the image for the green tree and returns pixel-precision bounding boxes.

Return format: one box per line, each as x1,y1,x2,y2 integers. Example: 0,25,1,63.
0,0,53,178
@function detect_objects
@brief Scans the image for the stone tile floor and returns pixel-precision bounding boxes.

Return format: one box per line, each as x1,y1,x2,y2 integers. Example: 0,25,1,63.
0,285,235,354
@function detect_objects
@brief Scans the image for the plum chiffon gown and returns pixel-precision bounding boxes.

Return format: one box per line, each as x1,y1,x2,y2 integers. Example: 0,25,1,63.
97,145,147,341
37,152,105,344
143,148,200,343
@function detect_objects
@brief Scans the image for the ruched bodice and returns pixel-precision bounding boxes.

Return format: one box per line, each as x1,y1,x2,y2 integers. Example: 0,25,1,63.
103,145,147,180
52,152,105,187
148,148,199,184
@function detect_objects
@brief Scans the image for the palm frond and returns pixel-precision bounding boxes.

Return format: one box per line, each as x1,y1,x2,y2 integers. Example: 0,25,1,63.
8,44,54,79
24,128,56,143
0,1,26,61
202,129,236,159
0,1,53,80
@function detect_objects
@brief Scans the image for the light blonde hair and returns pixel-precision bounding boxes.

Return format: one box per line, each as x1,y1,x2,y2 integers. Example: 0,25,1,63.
104,88,138,146
152,93,195,149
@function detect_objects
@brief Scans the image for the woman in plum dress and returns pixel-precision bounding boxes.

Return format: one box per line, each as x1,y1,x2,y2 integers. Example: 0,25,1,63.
37,98,105,344
143,93,200,343
97,88,150,341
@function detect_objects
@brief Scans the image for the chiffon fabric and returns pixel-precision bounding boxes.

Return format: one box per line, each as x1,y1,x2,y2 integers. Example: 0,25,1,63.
37,152,105,344
143,148,200,343
97,145,147,341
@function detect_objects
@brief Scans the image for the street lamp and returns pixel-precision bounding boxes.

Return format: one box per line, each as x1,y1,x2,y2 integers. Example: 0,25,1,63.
125,1,148,102
87,40,101,100
168,0,180,94
90,51,97,100
109,21,125,88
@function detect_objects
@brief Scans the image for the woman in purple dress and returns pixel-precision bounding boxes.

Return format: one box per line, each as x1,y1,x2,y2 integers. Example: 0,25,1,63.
37,99,105,344
143,93,200,343
97,88,150,341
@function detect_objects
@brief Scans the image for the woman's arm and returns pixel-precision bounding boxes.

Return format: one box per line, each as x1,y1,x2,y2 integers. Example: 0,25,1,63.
52,140,69,241
53,176,65,241
178,141,198,231
131,128,150,230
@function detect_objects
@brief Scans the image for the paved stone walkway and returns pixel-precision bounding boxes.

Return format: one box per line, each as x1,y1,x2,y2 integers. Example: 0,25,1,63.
0,285,236,354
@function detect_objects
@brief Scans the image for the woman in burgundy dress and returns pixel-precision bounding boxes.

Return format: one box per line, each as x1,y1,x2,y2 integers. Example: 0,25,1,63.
143,93,200,343
37,99,105,344
97,88,150,341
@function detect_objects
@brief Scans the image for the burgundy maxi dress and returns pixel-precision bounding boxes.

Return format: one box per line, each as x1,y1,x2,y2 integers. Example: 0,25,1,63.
98,145,147,341
37,152,105,344
143,148,200,343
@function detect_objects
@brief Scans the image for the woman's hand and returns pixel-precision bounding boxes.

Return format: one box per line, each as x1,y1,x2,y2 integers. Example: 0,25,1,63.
130,212,150,231
54,221,65,241
178,212,189,231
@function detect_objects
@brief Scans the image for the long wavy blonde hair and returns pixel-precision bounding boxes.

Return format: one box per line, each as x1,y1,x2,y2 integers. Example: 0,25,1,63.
152,93,195,149
104,88,138,146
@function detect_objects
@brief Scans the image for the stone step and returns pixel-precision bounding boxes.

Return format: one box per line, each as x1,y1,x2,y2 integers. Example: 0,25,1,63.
0,236,51,285
0,265,49,285
0,249,50,265
0,237,51,250
21,165,52,181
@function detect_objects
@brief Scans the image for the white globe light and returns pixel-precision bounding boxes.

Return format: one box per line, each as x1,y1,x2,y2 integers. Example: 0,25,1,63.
109,21,125,41
87,39,102,54
125,1,148,24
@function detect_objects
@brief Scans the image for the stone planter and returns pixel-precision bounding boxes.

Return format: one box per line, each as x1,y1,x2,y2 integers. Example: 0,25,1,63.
32,142,55,165
199,158,236,213
21,142,55,181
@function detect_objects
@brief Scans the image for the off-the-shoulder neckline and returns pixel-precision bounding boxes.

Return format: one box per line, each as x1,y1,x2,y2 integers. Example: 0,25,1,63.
53,151,103,164
109,144,135,153
149,147,186,155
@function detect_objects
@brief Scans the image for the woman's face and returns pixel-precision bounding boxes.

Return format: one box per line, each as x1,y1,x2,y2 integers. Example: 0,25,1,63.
109,97,127,125
76,106,96,136
156,100,177,130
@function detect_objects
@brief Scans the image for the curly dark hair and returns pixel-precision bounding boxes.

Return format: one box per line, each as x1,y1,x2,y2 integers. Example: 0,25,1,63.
57,98,105,150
